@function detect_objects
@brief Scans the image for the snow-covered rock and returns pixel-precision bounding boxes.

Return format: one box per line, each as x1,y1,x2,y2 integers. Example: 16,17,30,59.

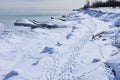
14,19,37,28
15,19,35,25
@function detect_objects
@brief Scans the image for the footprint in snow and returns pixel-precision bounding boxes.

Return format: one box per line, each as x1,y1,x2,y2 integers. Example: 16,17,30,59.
3,70,19,80
40,47,54,54
92,58,100,63
56,42,62,46
32,60,39,66
71,26,77,32
66,26,77,39
66,33,73,39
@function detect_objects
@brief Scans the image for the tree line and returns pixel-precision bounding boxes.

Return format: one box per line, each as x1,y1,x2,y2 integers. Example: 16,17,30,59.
91,0,120,8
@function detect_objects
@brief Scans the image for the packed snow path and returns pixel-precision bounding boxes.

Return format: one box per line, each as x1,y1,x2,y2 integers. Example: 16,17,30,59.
0,9,119,80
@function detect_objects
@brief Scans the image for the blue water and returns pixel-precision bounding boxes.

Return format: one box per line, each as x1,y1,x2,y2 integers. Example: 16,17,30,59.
0,9,71,26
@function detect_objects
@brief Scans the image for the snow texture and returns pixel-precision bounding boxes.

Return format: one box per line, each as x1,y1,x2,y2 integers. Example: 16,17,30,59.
0,7,120,80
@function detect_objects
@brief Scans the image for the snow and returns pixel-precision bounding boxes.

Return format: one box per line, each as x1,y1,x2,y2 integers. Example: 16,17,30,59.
90,7,120,13
15,19,35,25
0,23,6,33
114,18,120,27
47,19,76,27
0,8,120,80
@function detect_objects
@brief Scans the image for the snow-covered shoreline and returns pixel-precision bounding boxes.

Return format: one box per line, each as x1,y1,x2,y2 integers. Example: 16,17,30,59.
0,8,120,80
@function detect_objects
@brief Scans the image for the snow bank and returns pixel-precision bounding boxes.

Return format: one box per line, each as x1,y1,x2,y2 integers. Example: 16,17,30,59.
82,8,120,80
84,8,120,28
107,54,120,80
90,7,120,13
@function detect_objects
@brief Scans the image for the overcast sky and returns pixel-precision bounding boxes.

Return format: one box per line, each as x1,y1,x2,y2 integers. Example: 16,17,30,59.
0,0,88,9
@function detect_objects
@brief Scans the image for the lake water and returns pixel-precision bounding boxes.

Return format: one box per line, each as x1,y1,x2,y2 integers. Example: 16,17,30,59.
0,9,72,26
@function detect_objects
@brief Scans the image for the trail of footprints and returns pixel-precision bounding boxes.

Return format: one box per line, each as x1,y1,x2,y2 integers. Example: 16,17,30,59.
46,32,94,80
42,20,101,80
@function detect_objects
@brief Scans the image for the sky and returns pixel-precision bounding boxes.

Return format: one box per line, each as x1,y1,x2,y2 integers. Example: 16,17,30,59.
0,0,88,9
